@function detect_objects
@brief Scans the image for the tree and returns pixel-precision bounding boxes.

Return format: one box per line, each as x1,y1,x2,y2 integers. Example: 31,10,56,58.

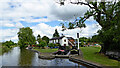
48,43,55,48
40,40,47,49
17,27,36,48
91,35,99,43
36,34,42,48
53,29,60,37
79,37,87,42
42,36,49,44
79,37,88,46
37,34,41,39
56,0,120,53
87,37,92,43
2,40,15,48
37,34,42,44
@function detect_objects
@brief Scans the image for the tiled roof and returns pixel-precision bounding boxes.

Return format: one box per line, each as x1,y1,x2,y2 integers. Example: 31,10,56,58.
50,36,74,40
67,37,74,40
50,36,65,40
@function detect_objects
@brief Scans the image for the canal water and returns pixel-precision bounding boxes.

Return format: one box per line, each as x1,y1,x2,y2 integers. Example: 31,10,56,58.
0,47,87,67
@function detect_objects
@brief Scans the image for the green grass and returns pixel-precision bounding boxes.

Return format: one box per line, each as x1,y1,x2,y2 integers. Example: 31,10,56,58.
0,44,2,55
80,46,118,66
34,48,58,53
0,48,2,55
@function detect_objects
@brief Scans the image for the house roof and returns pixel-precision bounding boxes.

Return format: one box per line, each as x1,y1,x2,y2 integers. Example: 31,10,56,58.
67,37,74,40
50,36,65,40
50,36,74,40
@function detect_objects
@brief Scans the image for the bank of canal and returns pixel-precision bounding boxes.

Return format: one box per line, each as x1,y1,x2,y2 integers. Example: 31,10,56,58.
0,47,87,67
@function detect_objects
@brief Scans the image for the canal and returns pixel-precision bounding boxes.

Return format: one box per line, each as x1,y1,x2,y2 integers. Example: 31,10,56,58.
0,47,87,67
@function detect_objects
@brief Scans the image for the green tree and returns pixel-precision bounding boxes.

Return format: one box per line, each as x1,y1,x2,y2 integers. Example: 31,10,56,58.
57,0,120,53
48,43,54,48
17,27,36,48
79,37,87,42
87,37,91,42
79,37,88,46
40,40,47,49
42,36,49,44
37,34,42,44
53,29,60,37
2,40,15,48
37,34,41,38
37,34,42,48
91,35,99,43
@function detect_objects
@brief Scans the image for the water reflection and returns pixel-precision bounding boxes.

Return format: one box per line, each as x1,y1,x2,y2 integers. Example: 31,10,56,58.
2,47,20,66
0,55,2,68
0,47,86,68
18,49,35,66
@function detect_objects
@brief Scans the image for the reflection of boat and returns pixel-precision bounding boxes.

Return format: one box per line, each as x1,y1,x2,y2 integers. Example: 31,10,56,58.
28,47,32,50
70,46,78,54
26,45,33,50
26,47,28,49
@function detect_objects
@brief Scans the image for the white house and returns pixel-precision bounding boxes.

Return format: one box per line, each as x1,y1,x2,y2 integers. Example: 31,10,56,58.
49,36,75,46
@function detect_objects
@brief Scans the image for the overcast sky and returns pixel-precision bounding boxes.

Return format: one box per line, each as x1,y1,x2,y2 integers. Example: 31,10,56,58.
0,0,102,43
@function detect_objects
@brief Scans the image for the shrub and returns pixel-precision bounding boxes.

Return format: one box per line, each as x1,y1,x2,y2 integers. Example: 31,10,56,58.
48,43,54,48
40,40,47,49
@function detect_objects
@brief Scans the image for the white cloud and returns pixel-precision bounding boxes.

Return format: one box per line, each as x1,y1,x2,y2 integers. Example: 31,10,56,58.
15,22,24,28
0,0,102,42
0,0,89,22
18,17,50,23
0,20,14,27
11,35,18,43
86,16,95,21
31,23,101,39
62,23,102,39
0,20,24,28
0,29,19,42
0,22,101,42
31,23,62,38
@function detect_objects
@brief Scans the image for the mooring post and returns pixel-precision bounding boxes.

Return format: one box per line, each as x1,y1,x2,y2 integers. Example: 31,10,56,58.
77,33,79,55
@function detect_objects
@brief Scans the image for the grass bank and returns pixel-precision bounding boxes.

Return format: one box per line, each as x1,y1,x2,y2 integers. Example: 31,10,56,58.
0,48,2,55
80,46,118,66
34,48,58,53
0,43,2,55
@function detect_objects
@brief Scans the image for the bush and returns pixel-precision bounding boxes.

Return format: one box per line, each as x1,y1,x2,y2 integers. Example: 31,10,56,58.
54,43,61,46
40,40,47,48
2,40,15,48
48,43,54,48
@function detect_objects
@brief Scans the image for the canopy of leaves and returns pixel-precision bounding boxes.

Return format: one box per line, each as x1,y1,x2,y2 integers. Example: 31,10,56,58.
2,40,15,48
40,40,47,48
79,37,87,42
53,29,60,37
42,36,49,44
48,43,55,48
37,34,42,44
17,27,36,48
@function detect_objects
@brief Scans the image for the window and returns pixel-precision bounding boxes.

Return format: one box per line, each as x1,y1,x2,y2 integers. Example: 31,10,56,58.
64,39,66,42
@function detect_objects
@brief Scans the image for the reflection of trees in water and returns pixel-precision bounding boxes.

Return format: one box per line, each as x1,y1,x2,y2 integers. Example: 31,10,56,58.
18,49,35,66
2,47,13,55
54,58,65,65
54,58,80,66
